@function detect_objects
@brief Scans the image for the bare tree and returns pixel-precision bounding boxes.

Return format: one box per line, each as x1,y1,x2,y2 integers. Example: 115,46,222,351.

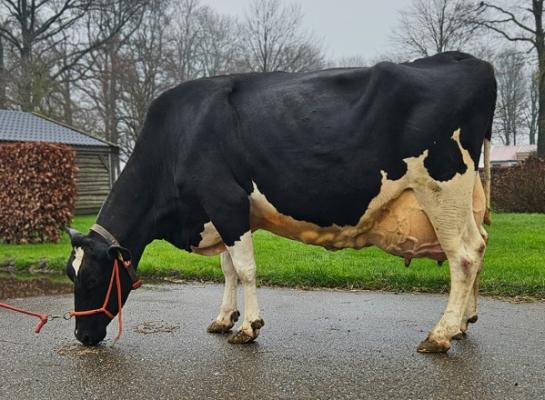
119,0,172,154
194,7,241,77
494,49,527,145
0,30,6,109
0,0,143,112
165,0,202,83
241,0,324,72
328,55,368,68
525,69,539,144
391,0,476,57
75,0,147,149
165,1,242,78
477,1,545,156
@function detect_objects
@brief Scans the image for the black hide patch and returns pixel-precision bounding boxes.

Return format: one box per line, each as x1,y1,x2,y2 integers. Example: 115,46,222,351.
424,135,467,181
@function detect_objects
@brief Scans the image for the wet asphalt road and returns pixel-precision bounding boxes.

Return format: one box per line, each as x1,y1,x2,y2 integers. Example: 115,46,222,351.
1,283,544,400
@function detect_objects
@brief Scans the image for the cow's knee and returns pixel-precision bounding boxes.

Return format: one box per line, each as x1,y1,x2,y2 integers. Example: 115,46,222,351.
234,265,256,284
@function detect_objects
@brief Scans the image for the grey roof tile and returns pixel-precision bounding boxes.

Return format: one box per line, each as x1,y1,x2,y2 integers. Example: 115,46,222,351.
0,110,111,147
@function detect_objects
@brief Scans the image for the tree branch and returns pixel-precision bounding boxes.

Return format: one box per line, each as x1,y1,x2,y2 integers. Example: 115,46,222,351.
0,25,22,50
478,21,536,46
479,2,536,34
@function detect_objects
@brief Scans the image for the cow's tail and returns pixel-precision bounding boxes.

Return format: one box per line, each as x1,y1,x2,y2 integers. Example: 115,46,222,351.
482,137,491,225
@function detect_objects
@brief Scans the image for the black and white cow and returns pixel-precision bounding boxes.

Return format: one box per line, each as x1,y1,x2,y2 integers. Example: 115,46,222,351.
65,51,496,353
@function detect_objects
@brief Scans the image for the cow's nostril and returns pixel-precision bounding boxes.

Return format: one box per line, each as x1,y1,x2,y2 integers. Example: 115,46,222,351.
75,330,92,346
75,329,105,346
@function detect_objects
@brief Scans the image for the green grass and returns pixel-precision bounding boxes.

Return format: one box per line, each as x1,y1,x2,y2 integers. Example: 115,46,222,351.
1,213,544,298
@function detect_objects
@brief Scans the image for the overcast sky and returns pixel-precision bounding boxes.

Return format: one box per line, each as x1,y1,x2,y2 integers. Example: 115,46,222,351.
200,0,413,61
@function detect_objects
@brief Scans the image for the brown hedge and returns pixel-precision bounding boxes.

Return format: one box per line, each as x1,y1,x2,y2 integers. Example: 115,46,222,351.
491,156,545,213
0,142,77,243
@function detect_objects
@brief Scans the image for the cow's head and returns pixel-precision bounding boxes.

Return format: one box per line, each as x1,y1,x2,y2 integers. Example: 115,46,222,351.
65,228,132,346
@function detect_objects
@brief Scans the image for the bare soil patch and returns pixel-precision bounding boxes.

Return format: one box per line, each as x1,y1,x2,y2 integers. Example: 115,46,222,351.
0,276,72,300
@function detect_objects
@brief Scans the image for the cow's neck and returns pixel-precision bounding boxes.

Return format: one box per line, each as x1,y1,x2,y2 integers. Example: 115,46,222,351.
95,149,167,267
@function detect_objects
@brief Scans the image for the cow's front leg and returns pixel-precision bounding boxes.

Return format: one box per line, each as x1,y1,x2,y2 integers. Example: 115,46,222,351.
207,252,240,334
226,231,264,344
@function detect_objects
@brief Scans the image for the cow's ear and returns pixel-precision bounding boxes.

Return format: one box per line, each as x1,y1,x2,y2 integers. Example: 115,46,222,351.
65,227,85,248
107,245,132,262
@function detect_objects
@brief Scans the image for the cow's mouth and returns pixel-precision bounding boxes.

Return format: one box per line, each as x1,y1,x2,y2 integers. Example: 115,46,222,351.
75,329,106,346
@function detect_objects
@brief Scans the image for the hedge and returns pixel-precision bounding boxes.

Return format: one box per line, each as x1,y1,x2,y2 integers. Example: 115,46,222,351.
491,156,545,213
0,142,77,243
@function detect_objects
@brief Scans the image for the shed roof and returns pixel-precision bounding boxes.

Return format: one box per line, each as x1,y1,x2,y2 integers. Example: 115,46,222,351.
478,144,537,168
490,144,537,162
0,110,114,147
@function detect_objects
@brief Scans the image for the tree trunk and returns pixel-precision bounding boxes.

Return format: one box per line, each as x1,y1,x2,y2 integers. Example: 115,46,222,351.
19,0,33,112
104,40,120,146
536,2,545,157
538,55,545,156
62,78,73,126
0,34,6,109
20,47,33,111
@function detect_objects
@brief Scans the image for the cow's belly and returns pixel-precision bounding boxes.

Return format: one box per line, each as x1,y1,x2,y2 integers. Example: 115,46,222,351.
192,176,486,261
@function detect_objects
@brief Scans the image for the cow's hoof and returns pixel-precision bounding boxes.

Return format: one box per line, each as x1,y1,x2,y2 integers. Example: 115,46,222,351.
207,310,240,334
417,337,450,353
459,314,478,335
251,318,265,330
451,331,465,340
207,321,232,334
228,330,255,344
227,318,264,344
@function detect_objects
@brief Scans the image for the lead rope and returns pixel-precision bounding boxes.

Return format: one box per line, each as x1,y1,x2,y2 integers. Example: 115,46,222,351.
0,302,50,333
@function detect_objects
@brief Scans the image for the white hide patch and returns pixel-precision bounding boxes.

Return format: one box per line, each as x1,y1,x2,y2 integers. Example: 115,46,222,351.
72,247,84,276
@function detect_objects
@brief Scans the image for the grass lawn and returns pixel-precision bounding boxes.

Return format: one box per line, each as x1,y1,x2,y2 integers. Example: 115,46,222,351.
1,213,544,298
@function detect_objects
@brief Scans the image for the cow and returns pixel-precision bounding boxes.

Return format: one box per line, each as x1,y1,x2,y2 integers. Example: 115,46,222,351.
65,51,496,353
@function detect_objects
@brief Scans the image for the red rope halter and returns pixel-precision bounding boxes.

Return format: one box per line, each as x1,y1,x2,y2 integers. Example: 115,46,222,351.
68,257,142,345
1,256,141,345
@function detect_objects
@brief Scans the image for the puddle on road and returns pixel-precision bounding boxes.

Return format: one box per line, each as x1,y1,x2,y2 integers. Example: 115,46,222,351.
134,320,179,334
0,273,72,300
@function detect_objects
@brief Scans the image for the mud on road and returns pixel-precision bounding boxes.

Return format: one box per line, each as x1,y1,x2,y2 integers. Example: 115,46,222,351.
1,283,545,400
0,275,72,300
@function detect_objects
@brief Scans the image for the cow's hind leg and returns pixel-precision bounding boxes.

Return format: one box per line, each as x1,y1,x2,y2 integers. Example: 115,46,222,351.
455,266,481,339
419,209,485,351
417,217,484,353
207,252,241,334
411,156,485,353
456,220,487,339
